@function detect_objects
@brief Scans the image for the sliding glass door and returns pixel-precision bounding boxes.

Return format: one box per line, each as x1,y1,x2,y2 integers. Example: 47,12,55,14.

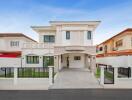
43,56,54,67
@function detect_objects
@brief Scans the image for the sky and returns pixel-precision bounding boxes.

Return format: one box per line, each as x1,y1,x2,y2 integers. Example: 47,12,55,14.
0,0,132,45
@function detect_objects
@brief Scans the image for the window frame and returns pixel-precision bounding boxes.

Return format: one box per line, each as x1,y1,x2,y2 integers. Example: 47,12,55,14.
66,31,70,40
10,41,19,47
115,39,123,48
87,31,92,40
74,56,81,60
44,35,55,43
26,56,39,64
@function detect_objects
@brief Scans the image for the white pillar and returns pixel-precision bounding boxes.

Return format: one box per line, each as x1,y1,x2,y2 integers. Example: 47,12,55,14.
58,55,61,71
91,55,96,74
48,66,54,85
14,67,18,85
114,67,118,84
100,66,104,85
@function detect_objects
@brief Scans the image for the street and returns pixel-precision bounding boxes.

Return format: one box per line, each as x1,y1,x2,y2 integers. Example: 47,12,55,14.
0,89,132,100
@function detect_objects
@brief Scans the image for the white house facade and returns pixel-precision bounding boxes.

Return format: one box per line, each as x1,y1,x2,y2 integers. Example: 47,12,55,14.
22,21,100,72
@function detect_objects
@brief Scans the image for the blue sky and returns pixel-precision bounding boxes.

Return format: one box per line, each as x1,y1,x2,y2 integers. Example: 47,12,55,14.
0,0,132,44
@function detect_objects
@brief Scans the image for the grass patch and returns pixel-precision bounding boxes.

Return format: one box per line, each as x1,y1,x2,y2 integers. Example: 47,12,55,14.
104,71,113,80
95,67,113,80
95,67,100,78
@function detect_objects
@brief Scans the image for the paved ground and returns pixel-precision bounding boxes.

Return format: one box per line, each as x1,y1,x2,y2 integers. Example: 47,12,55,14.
0,78,49,90
0,89,132,100
50,68,102,89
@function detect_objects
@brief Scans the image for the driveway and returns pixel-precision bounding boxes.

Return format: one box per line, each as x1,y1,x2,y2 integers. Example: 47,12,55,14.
50,68,102,89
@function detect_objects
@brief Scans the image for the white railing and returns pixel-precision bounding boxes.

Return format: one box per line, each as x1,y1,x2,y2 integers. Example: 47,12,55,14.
96,55,132,67
0,58,21,67
23,43,54,49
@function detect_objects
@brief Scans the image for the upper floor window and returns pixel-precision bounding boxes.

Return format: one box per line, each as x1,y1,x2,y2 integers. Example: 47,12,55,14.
99,47,103,51
66,31,70,40
10,41,19,47
115,39,123,48
44,35,55,43
87,31,92,40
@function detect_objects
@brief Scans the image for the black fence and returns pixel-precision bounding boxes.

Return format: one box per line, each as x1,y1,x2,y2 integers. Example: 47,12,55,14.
18,67,49,78
118,67,131,78
104,66,114,84
0,67,14,78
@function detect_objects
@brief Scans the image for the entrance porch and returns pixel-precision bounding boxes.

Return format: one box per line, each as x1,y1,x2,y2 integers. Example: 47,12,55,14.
54,53,96,72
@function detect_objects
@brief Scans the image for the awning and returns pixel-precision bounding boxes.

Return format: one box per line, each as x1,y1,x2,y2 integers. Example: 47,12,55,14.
0,52,21,58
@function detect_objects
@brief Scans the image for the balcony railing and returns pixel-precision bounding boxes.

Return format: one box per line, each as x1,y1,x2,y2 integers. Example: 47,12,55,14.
23,43,54,49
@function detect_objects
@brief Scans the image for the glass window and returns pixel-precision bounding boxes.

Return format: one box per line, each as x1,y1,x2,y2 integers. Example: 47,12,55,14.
66,31,70,40
43,56,54,67
44,35,55,43
115,39,123,47
74,56,81,60
10,41,19,47
87,31,92,40
26,56,39,64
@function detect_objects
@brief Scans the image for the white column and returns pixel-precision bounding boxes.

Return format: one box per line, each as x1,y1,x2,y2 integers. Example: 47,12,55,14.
14,67,18,85
114,67,118,84
59,55,61,71
91,56,96,74
48,66,54,85
100,66,104,85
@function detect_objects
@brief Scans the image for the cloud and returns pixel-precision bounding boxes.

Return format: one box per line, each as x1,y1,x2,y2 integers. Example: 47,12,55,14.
0,0,132,44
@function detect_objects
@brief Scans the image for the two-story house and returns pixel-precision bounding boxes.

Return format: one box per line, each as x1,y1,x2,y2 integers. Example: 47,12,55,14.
22,21,100,72
0,33,36,58
97,28,132,57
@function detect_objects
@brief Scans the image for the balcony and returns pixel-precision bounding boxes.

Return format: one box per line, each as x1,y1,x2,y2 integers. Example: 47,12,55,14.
23,43,54,49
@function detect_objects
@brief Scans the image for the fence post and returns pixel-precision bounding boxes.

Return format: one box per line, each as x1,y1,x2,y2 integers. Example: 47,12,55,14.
114,67,118,84
48,66,54,85
14,67,18,85
100,66,104,85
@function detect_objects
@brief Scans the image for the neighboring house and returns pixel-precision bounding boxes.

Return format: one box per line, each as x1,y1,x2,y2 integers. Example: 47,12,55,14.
96,28,132,85
22,21,100,72
0,33,36,58
97,28,132,57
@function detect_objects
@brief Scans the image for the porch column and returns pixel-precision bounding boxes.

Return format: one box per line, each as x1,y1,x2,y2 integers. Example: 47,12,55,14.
14,67,18,85
100,66,104,85
114,67,118,84
131,67,132,78
58,55,61,71
91,55,96,74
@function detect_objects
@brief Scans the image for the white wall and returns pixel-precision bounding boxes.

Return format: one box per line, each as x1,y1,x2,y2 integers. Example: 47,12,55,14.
69,53,85,68
22,48,54,67
0,58,21,67
0,37,35,52
96,55,132,67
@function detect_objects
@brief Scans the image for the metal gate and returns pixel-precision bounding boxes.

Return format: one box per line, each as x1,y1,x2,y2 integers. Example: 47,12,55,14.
0,67,14,78
104,66,114,84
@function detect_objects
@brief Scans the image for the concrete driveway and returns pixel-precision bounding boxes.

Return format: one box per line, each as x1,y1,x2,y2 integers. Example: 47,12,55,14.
50,68,102,89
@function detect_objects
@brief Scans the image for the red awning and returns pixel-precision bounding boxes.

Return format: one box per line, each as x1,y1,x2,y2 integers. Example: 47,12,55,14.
0,52,21,58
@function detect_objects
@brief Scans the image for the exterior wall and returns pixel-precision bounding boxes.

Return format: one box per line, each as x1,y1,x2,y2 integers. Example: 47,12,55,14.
97,31,132,55
60,53,86,69
69,53,85,68
36,25,94,46
96,55,132,67
38,30,56,43
0,37,35,52
0,58,21,67
22,48,54,67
